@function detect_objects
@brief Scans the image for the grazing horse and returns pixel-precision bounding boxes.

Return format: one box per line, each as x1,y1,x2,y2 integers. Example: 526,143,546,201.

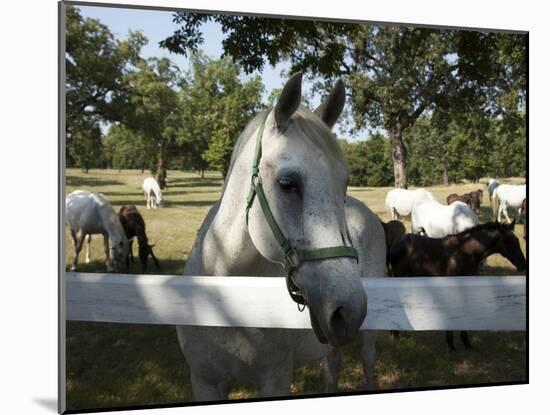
385,188,434,220
492,183,526,223
176,72,386,401
468,189,483,215
389,221,526,351
446,190,482,216
118,205,160,272
66,190,129,272
412,199,479,238
143,177,163,209
380,220,406,272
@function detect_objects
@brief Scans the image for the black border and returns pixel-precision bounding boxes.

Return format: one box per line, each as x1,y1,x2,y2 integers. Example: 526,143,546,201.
58,1,530,413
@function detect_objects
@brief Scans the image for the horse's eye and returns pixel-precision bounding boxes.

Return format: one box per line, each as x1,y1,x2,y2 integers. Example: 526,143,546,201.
278,176,298,193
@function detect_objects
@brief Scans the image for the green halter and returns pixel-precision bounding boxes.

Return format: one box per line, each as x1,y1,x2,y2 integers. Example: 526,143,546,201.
245,111,359,306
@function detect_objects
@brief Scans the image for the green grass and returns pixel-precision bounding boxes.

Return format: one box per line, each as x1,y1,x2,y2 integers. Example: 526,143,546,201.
64,169,526,411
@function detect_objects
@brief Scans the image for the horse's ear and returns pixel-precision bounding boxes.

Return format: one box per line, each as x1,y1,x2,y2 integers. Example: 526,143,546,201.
274,71,302,129
314,79,346,129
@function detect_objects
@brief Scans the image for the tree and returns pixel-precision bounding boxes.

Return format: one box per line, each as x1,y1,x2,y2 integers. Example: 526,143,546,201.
104,124,156,171
177,54,264,178
161,15,526,187
340,134,393,187
65,5,146,170
124,57,181,187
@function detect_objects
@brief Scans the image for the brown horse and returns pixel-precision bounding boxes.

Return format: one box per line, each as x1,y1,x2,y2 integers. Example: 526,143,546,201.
389,221,525,351
118,205,160,271
446,191,481,215
467,189,483,215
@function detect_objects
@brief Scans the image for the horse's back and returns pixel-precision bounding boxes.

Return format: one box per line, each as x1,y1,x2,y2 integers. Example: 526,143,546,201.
412,200,477,238
386,188,433,217
496,184,526,207
66,190,110,232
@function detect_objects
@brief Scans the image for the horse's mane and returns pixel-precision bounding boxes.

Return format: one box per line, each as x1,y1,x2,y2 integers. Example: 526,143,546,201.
221,107,346,196
454,222,504,239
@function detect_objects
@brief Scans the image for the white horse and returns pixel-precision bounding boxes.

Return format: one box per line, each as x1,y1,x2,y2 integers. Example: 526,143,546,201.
66,190,129,272
385,188,434,220
493,183,526,223
411,199,479,238
143,177,163,209
487,178,500,199
176,73,386,401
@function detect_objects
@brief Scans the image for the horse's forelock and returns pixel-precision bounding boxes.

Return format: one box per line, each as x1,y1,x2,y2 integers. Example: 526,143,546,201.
289,107,346,167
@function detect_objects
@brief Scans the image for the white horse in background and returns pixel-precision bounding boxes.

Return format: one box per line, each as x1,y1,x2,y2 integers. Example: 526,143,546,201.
487,178,500,199
143,177,163,209
385,188,434,220
493,183,526,223
176,72,386,401
66,190,129,272
411,199,479,238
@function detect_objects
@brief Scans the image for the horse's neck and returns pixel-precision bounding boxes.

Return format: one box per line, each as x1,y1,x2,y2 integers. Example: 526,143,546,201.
204,128,276,276
102,208,124,243
460,230,499,261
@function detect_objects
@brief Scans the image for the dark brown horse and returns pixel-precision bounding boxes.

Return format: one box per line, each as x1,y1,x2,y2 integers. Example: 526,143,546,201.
389,221,525,351
380,219,406,272
118,205,160,272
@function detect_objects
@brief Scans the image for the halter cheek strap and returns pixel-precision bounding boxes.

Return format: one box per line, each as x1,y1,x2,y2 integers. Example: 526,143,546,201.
245,111,359,306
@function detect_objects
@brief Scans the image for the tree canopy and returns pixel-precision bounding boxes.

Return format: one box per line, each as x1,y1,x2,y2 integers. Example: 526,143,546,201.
161,14,526,187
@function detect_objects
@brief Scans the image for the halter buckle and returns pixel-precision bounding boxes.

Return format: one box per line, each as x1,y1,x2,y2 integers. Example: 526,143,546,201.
284,247,301,271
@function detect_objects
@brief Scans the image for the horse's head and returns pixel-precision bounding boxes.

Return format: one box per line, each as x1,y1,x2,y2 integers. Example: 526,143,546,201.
109,237,130,272
496,221,526,272
246,72,367,347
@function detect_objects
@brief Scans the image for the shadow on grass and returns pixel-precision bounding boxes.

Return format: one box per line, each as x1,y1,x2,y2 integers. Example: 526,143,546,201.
164,200,216,208
66,258,186,276
164,189,221,196
65,321,192,411
100,191,145,197
66,176,125,188
168,177,222,188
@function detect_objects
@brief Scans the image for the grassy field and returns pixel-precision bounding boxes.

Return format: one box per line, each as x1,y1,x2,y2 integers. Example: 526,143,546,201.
64,169,527,411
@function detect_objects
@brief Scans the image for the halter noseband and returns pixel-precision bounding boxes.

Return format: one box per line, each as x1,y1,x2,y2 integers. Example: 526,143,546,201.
245,111,359,306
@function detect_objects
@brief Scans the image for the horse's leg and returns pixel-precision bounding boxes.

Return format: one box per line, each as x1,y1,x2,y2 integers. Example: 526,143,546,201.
503,203,512,224
145,192,150,209
189,373,228,402
103,233,113,271
360,331,378,390
257,365,292,398
323,348,341,393
71,231,85,271
85,234,92,263
460,331,473,350
446,331,456,352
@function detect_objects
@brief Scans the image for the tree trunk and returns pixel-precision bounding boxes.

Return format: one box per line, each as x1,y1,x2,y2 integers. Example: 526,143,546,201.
388,126,408,189
156,145,166,189
443,163,449,186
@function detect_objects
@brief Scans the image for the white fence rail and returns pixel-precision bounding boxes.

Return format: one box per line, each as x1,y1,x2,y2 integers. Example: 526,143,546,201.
65,272,526,331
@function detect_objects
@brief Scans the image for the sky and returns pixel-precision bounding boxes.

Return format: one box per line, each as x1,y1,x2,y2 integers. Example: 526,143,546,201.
76,4,363,140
